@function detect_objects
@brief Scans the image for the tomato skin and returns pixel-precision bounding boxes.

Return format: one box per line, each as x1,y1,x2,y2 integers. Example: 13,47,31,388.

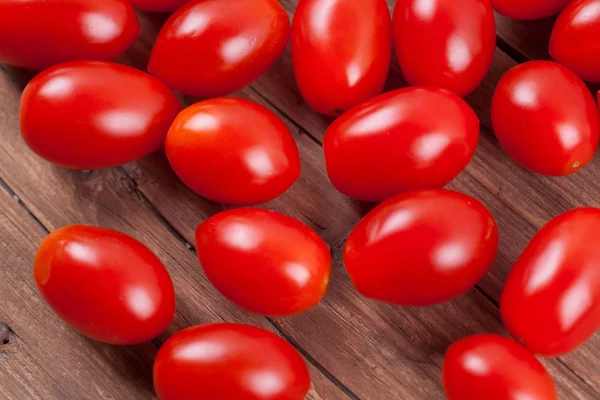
291,0,391,116
148,0,290,97
344,189,498,306
0,0,139,70
501,208,600,356
323,87,479,203
491,0,571,20
165,98,300,205
34,225,176,345
392,0,496,97
129,0,189,12
491,61,599,176
20,61,182,170
153,323,310,400
443,334,557,400
195,208,331,316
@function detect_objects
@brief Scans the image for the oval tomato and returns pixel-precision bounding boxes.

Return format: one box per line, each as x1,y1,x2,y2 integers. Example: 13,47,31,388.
491,60,599,176
0,0,139,70
34,225,175,345
491,0,571,20
344,189,498,306
393,0,496,97
291,0,391,116
154,323,310,400
148,0,290,97
195,208,331,316
501,208,600,356
20,61,182,170
323,87,479,203
443,334,557,400
550,0,600,83
129,0,189,12
165,98,300,205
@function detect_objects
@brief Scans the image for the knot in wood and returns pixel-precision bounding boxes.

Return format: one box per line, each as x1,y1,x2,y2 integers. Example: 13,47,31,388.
0,322,11,345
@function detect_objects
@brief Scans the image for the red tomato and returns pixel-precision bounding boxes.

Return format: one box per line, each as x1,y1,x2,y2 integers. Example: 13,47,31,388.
165,98,300,205
491,61,599,176
393,0,496,97
501,208,600,356
0,0,139,70
443,334,557,400
148,0,290,97
20,61,182,170
323,87,479,203
129,0,189,12
491,0,571,20
34,225,175,345
550,0,600,83
291,0,391,116
195,208,331,316
344,189,498,306
153,323,310,400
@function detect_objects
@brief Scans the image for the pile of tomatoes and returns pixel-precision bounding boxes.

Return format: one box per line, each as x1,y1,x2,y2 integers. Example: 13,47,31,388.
2,0,600,399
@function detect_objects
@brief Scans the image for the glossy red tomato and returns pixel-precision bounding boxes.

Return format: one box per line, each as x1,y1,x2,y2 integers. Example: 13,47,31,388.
324,87,479,203
291,0,391,116
443,334,557,400
344,189,498,306
0,0,139,70
129,0,189,12
34,225,175,345
393,0,496,97
491,61,599,176
550,0,600,83
491,0,571,20
20,61,181,170
148,0,290,97
154,323,310,400
195,208,331,316
501,208,600,356
165,98,300,205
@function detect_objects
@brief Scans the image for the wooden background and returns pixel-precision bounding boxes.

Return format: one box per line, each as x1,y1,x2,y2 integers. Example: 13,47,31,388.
0,1,598,399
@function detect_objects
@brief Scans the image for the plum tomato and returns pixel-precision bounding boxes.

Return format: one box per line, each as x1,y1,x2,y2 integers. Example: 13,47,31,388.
491,0,571,20
501,208,600,356
291,0,391,115
148,0,290,97
128,0,190,12
195,208,331,316
165,98,300,205
34,225,176,345
491,60,599,176
344,189,498,306
393,0,496,97
323,87,479,203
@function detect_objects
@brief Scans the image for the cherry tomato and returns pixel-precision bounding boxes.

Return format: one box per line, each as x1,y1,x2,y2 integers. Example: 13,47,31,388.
148,0,290,97
154,323,310,400
165,98,300,205
550,0,600,83
195,208,331,316
0,0,139,70
443,334,557,400
491,61,599,176
323,87,479,203
491,0,571,20
20,61,182,170
501,208,600,356
291,0,391,116
344,189,498,306
34,225,176,345
128,0,189,12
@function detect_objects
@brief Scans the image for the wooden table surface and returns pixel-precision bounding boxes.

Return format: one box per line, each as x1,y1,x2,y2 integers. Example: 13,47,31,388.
1,2,598,399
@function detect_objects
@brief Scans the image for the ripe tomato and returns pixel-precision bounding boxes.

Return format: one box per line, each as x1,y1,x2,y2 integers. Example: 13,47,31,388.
323,87,479,203
550,0,600,83
165,98,300,205
153,323,310,400
129,0,189,12
443,334,557,400
501,208,600,356
195,208,331,316
491,0,571,20
491,61,599,176
34,225,175,345
291,0,391,116
20,61,182,170
0,0,139,70
344,189,498,306
148,0,290,97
